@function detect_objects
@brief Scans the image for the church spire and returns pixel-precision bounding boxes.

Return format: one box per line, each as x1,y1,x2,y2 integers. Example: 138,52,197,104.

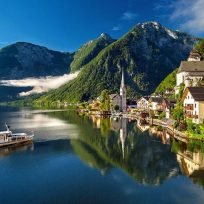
121,68,125,88
120,68,127,112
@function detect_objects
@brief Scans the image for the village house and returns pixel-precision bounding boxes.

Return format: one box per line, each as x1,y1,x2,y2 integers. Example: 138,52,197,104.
175,49,204,94
149,97,163,113
182,87,204,124
161,98,176,119
137,96,150,110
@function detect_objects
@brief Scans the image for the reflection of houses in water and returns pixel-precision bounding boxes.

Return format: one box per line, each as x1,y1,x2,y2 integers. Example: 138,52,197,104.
177,150,204,178
90,115,128,159
91,115,102,129
136,120,149,132
149,127,170,145
91,115,110,129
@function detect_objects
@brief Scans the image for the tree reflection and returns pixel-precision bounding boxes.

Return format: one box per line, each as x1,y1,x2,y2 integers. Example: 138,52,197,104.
47,111,180,186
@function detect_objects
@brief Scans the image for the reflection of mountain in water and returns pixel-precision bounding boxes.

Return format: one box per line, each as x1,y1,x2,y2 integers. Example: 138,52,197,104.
46,111,180,186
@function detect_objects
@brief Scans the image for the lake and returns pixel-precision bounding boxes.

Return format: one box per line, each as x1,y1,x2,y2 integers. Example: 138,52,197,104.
0,106,204,204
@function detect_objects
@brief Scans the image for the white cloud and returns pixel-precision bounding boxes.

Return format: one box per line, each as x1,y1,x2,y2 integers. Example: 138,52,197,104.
112,26,120,31
121,11,137,21
0,71,79,96
169,0,204,34
111,11,137,32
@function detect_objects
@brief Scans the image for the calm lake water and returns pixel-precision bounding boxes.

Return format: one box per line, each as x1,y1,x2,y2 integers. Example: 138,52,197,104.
0,106,204,204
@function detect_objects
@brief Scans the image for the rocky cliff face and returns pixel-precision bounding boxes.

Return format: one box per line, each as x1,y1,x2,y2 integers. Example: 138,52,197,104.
37,21,197,103
0,42,73,80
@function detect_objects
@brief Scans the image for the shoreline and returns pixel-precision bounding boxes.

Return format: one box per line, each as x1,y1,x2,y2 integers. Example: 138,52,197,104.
79,109,204,143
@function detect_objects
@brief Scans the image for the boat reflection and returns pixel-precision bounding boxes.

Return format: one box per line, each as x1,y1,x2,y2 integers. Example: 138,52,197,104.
0,143,34,158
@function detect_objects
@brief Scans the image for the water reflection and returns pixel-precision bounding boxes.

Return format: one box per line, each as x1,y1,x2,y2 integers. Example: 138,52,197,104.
1,108,204,188
149,125,204,188
71,114,204,187
0,108,79,141
45,112,180,185
0,143,34,159
171,139,204,188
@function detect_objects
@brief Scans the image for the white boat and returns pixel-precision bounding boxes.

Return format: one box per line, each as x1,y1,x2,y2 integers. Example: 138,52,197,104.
0,124,34,148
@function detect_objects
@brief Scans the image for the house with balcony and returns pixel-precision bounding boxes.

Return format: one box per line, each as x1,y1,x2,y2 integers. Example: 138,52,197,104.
137,96,150,110
175,49,204,94
149,97,163,115
182,87,204,124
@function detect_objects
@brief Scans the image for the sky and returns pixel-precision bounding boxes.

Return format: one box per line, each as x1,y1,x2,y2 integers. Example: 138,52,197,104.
0,0,203,52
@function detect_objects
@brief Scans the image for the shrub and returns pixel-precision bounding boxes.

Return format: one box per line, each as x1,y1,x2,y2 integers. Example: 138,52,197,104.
157,126,163,131
179,121,187,131
158,111,166,120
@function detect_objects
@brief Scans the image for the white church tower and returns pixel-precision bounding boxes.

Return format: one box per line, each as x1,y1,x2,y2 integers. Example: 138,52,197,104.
120,68,127,112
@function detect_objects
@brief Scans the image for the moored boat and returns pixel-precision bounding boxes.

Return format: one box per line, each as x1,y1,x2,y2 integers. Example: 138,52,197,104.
0,124,34,148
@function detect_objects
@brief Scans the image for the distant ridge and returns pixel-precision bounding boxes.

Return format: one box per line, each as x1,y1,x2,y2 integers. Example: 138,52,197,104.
36,21,198,103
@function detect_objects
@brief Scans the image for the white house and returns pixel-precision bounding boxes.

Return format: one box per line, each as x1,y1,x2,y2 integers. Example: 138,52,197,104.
175,49,204,94
137,97,150,110
149,97,163,111
182,87,204,124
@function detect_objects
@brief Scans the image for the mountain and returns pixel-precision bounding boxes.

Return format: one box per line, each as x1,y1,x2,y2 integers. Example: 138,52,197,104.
0,36,115,102
0,42,73,80
36,21,197,104
70,33,115,72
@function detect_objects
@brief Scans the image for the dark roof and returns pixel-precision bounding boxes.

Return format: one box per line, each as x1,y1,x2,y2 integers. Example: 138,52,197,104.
188,87,204,101
150,97,163,103
143,96,150,101
178,61,204,73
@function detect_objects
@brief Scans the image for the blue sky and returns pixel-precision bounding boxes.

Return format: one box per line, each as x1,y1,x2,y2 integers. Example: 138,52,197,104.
0,0,203,52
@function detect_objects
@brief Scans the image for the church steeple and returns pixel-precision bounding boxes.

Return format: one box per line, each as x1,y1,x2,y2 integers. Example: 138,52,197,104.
120,68,127,112
121,68,125,88
188,48,201,61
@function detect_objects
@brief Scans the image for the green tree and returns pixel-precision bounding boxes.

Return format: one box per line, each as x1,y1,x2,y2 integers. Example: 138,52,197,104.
195,38,204,60
100,89,110,111
172,102,184,122
177,82,185,101
158,111,166,120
